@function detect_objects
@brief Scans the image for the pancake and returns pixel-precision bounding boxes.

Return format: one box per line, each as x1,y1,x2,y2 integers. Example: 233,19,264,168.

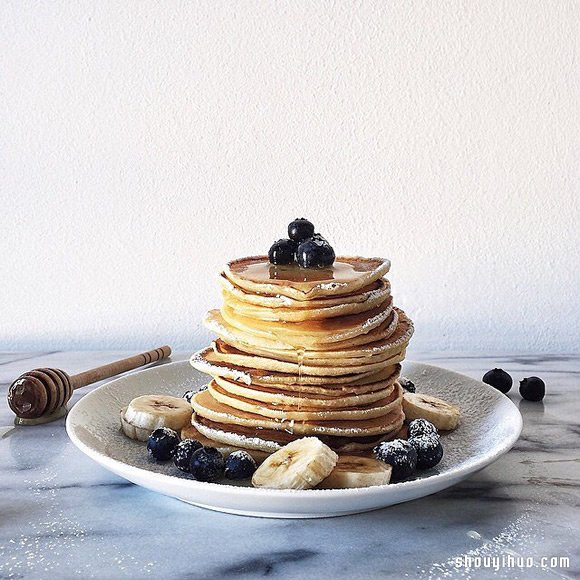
303,310,401,351
219,274,390,309
208,340,406,377
221,279,391,322
214,337,405,368
220,296,394,348
192,415,404,453
224,256,391,301
208,381,401,422
248,365,401,394
190,348,382,386
180,424,270,464
204,307,401,353
191,384,404,436
208,309,413,363
213,375,397,408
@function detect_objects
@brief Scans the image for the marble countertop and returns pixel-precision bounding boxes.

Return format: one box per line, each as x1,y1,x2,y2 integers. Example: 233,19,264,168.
1,351,578,579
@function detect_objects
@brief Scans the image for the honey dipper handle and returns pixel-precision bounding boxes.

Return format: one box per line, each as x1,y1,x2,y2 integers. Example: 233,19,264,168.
70,346,172,389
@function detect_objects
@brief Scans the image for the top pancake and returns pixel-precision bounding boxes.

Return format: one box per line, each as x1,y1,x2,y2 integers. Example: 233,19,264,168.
224,255,390,301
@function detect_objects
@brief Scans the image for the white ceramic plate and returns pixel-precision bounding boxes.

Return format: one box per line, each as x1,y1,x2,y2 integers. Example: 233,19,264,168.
66,360,522,519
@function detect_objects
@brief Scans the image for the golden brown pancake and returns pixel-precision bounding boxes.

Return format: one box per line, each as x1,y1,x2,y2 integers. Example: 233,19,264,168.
206,340,406,377
209,309,413,363
190,348,385,385
246,364,401,394
207,380,401,422
191,384,404,436
213,375,397,407
204,307,402,354
221,279,391,322
180,424,270,464
192,414,404,452
224,255,390,300
220,296,394,348
219,274,390,309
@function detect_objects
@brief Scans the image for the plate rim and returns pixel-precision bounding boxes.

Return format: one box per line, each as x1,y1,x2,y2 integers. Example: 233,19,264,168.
65,359,523,499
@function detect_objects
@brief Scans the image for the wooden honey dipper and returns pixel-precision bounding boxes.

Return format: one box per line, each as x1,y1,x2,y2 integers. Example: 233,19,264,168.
7,346,172,425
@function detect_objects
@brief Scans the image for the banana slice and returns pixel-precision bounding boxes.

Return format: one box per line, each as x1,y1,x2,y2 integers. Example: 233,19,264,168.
121,395,192,441
318,455,392,489
402,392,460,431
120,407,151,441
252,437,338,490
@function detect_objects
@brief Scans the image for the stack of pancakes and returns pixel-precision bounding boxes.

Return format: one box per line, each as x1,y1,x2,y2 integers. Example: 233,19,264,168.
189,255,414,454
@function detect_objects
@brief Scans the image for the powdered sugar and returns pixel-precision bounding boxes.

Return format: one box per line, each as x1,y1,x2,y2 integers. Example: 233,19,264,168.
318,281,348,291
193,418,282,452
190,349,252,385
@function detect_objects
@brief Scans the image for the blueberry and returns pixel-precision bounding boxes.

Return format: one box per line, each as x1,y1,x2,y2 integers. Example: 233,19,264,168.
482,368,513,394
409,434,444,470
519,376,545,402
172,439,203,472
296,234,335,268
408,418,438,439
268,239,297,265
224,450,257,480
288,218,315,242
147,427,180,461
400,377,416,393
189,447,225,482
373,439,418,481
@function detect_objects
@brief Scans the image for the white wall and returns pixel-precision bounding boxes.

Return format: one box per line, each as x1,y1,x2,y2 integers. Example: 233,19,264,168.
1,1,578,354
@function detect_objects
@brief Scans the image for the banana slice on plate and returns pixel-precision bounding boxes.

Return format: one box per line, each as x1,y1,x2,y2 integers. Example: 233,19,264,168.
121,395,192,441
402,392,460,431
318,455,392,489
252,437,338,490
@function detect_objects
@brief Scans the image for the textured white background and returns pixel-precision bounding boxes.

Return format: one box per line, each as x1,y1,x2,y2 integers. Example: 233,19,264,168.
1,1,578,354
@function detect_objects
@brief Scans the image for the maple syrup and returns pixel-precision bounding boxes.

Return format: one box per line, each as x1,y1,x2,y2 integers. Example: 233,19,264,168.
230,259,378,292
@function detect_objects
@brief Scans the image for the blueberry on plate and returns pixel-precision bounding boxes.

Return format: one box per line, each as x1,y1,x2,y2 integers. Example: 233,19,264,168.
224,450,257,480
288,218,315,243
373,439,418,481
296,234,335,268
173,439,203,472
268,239,298,265
409,434,444,470
482,368,513,394
147,427,180,461
400,377,416,393
182,390,195,404
189,447,225,482
519,376,545,402
407,418,438,439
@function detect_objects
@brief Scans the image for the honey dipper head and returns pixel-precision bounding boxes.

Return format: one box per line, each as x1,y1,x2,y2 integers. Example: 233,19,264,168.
8,374,47,418
7,368,73,419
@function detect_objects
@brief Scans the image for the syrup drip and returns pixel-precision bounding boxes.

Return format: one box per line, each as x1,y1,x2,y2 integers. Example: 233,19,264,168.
295,346,306,434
